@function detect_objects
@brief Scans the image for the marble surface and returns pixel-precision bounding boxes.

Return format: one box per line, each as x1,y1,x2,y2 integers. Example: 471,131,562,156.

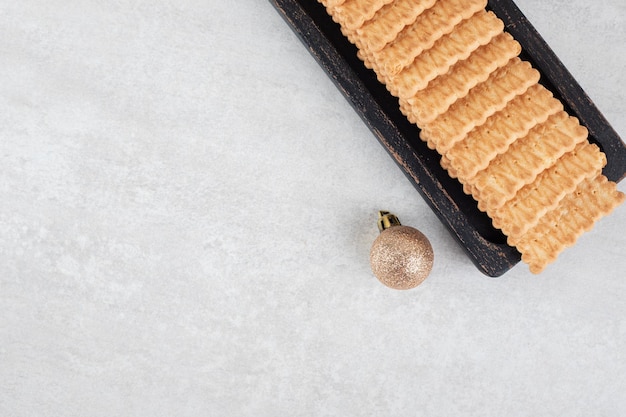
1,1,625,415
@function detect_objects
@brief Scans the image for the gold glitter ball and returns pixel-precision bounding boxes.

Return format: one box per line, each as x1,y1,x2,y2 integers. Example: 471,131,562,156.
370,225,434,290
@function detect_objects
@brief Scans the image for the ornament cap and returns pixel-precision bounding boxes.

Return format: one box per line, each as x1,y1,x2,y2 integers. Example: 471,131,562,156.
377,210,402,232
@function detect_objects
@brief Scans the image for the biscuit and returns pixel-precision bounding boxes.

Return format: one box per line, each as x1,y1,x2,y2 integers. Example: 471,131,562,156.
495,142,606,241
401,32,521,126
386,9,503,99
331,0,395,31
514,175,625,274
368,0,487,77
354,0,437,54
420,58,540,154
442,83,562,180
320,0,347,9
467,111,588,212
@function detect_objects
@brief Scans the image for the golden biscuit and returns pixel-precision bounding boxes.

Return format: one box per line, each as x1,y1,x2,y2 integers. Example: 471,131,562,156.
442,83,562,180
320,0,347,9
420,58,540,154
331,0,395,31
369,0,487,77
386,10,503,98
401,32,521,126
468,111,588,212
355,0,437,54
514,175,625,273
496,142,606,241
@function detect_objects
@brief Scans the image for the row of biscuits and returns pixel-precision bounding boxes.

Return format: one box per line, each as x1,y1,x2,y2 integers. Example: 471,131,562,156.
319,0,624,273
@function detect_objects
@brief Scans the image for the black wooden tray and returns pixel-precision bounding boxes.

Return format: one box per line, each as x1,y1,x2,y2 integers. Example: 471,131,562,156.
270,0,626,276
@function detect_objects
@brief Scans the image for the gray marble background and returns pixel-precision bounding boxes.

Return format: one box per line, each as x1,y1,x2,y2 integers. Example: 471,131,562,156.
1,1,625,416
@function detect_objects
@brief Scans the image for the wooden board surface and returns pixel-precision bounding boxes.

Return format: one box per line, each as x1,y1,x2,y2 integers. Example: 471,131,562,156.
269,0,626,277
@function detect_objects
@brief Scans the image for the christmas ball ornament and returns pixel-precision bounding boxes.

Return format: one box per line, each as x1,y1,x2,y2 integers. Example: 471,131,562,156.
370,211,434,290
